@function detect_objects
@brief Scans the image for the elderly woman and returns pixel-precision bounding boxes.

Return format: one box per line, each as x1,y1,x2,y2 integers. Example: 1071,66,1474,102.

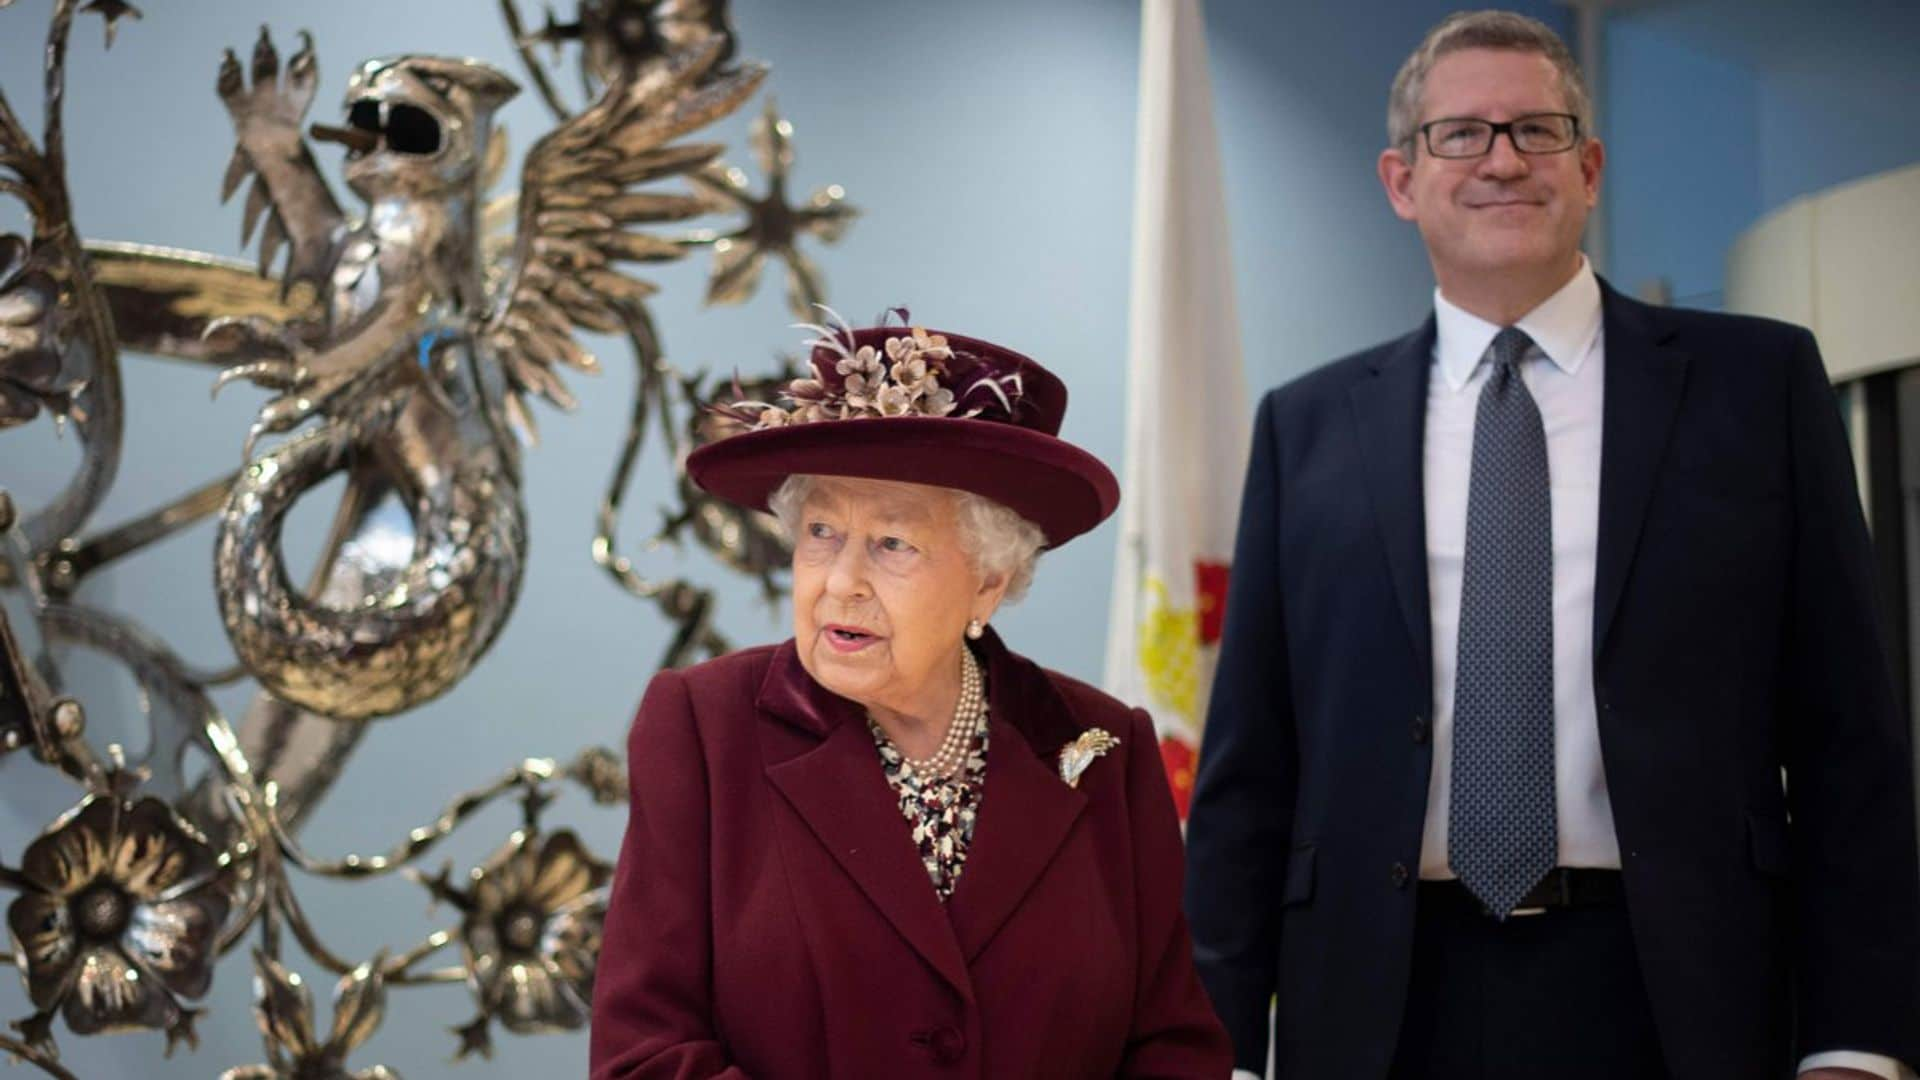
588,320,1230,1078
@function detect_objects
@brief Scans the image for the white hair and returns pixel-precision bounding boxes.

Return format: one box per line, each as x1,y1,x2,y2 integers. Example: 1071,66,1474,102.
767,474,1046,603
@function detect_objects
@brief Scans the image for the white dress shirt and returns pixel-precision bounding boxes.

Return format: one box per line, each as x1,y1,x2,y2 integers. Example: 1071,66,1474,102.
1233,262,1908,1080
1420,257,1614,880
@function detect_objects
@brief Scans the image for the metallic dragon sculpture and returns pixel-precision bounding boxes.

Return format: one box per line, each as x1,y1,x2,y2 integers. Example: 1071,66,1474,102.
207,29,762,721
0,0,860,1074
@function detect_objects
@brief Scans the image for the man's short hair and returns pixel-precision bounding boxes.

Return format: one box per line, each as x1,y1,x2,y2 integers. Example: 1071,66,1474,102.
1387,10,1592,150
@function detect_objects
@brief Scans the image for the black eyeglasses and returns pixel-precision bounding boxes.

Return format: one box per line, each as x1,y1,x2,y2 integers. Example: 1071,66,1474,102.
1415,113,1581,159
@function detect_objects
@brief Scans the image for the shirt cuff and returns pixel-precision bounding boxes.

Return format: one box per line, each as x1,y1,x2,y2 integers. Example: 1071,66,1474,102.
1237,1051,1914,1077
1799,1050,1919,1079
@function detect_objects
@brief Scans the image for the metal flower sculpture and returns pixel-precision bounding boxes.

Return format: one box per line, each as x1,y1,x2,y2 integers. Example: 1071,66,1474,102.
0,77,126,558
218,951,398,1080
519,0,738,93
689,97,860,318
0,0,865,1072
4,794,233,1056
651,363,798,599
0,235,75,430
419,829,610,1059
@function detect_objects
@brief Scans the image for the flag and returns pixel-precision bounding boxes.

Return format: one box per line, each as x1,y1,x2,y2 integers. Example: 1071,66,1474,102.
1103,0,1251,819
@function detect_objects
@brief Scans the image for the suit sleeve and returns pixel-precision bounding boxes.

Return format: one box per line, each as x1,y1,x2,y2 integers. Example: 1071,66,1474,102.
1118,706,1236,1078
1184,389,1295,1072
589,670,752,1080
1781,329,1920,1065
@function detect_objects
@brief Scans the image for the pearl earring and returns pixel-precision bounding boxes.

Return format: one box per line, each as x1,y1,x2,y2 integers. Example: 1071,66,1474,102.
966,619,984,640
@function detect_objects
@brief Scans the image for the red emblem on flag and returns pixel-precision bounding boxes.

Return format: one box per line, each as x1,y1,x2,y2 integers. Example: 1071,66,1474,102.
1160,735,1197,819
1195,560,1229,645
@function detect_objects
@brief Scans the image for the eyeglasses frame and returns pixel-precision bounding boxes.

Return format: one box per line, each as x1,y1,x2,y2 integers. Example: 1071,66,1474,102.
1410,112,1584,159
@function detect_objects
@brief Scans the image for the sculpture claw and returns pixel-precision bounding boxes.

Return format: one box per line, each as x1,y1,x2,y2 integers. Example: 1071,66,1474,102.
203,314,308,365
212,358,305,399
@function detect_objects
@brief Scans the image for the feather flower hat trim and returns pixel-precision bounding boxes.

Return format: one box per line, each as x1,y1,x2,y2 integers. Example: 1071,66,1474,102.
685,308,1121,548
708,307,1030,431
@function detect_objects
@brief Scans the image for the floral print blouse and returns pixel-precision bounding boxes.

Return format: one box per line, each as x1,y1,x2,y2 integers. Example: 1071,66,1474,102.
870,712,990,902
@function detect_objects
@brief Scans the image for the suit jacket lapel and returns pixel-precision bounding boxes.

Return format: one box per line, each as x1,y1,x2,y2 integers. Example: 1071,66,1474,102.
1347,318,1438,693
758,642,973,999
1593,283,1688,658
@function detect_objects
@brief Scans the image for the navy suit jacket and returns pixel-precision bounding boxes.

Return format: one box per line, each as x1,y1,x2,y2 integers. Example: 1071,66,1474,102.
1185,282,1920,1078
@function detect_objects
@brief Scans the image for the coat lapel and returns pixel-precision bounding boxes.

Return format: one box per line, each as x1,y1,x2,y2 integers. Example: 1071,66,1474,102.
758,642,973,999
1592,283,1688,658
1347,318,1438,691
946,631,1088,962
757,634,1095,984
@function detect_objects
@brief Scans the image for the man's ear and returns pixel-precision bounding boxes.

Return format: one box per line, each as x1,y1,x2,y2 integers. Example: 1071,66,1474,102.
1380,146,1419,222
1580,136,1606,207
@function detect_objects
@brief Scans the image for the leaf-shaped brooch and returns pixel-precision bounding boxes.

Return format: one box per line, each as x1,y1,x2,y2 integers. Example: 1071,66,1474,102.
1058,728,1121,788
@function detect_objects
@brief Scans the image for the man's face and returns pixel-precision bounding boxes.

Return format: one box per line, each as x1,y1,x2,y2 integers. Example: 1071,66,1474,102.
1379,48,1603,285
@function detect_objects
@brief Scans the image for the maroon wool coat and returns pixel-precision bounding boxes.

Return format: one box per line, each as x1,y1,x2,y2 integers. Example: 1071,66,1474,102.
588,631,1232,1079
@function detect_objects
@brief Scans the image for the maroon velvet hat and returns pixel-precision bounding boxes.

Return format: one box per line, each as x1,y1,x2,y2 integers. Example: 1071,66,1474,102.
687,320,1119,547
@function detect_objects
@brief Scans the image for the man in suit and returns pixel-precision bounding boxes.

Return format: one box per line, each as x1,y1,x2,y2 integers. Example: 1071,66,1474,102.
1185,10,1920,1079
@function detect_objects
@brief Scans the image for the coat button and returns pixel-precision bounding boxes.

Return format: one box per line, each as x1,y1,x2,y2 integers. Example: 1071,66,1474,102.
929,1026,966,1064
1411,713,1430,744
912,1026,966,1064
1390,862,1410,889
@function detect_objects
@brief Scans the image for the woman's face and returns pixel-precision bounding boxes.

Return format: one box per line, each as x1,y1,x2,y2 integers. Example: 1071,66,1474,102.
790,477,1006,720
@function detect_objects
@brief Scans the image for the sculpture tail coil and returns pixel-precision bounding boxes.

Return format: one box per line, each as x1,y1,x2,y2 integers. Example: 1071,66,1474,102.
214,424,526,722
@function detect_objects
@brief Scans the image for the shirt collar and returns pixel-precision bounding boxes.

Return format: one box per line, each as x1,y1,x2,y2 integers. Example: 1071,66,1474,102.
1432,256,1601,392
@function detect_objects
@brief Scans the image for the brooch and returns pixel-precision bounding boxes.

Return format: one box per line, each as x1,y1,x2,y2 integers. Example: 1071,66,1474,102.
1058,728,1121,788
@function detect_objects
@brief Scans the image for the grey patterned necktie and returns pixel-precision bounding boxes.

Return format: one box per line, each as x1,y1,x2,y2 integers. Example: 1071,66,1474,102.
1448,326,1557,919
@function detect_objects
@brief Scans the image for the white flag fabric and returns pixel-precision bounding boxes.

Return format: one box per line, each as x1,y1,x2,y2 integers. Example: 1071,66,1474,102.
1103,0,1251,819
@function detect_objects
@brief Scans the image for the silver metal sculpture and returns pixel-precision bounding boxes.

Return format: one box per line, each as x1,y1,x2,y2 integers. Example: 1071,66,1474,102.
219,950,395,1080
8,791,234,1053
424,828,611,1058
208,24,761,721
688,96,860,316
0,0,860,1074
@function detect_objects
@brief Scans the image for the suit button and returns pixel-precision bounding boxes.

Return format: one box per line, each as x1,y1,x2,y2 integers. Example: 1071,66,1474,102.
1390,862,1410,889
1411,713,1430,744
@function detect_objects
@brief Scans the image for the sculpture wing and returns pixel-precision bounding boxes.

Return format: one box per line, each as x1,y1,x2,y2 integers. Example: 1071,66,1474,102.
483,35,765,440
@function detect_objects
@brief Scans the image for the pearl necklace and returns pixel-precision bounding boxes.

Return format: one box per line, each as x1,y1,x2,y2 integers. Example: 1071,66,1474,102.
897,647,986,779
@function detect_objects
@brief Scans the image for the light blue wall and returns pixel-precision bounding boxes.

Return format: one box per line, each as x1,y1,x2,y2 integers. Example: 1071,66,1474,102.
1601,21,1759,307
1603,0,1920,307
1757,46,1920,212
